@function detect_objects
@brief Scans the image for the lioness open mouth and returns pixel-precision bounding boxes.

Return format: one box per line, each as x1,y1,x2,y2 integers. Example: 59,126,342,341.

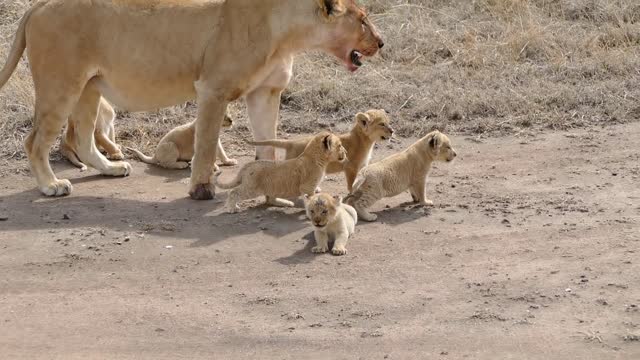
350,50,363,67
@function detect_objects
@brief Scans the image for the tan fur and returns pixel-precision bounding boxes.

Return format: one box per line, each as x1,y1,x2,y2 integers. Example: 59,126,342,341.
127,114,236,170
346,131,457,222
214,132,347,213
304,193,357,256
247,109,393,190
0,0,383,198
60,97,122,171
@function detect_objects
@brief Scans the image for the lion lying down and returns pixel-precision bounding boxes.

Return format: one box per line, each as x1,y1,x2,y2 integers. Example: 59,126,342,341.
214,132,347,213
305,192,358,256
248,109,394,191
127,113,237,170
345,130,457,222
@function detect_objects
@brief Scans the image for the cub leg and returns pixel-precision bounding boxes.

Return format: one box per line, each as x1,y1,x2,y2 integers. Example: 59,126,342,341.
331,229,349,256
155,143,189,169
312,230,329,254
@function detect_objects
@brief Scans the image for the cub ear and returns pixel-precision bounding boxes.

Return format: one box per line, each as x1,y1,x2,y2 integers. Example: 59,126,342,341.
333,195,343,204
355,112,370,128
323,134,332,151
316,0,346,19
303,194,310,203
429,131,443,154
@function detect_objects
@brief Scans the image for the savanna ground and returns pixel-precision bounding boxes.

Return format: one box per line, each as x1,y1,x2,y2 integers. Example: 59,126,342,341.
0,0,639,358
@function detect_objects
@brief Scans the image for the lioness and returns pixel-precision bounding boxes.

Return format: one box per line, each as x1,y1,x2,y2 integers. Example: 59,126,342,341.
60,97,123,171
304,193,357,256
248,109,394,191
127,113,237,170
214,132,347,213
0,0,383,198
346,131,457,222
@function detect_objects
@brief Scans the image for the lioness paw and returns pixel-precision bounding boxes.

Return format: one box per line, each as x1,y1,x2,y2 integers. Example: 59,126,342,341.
40,179,73,197
190,183,216,200
312,246,329,254
420,199,434,206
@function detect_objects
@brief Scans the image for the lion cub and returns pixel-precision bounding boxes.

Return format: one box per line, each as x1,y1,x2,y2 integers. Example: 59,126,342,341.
346,130,457,222
214,132,347,213
305,193,358,256
60,97,123,171
248,109,394,190
128,114,237,170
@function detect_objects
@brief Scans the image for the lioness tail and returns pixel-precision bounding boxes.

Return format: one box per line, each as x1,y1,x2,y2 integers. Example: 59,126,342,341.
0,2,45,89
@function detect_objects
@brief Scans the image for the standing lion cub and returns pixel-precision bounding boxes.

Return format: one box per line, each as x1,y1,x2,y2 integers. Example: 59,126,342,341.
127,114,237,170
305,193,358,256
247,109,394,191
346,130,457,222
214,132,347,213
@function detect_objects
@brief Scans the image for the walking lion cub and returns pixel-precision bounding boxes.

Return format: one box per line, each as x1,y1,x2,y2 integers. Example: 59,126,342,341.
214,132,347,213
305,193,357,256
346,130,457,222
247,109,394,190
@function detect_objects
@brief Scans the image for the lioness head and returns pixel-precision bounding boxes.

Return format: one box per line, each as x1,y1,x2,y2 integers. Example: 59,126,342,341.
304,192,341,228
222,113,233,129
355,109,394,142
315,0,384,72
423,130,457,162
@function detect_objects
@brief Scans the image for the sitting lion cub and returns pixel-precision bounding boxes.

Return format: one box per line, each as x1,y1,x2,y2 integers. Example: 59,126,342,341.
127,114,237,170
305,193,358,256
60,97,123,171
346,130,457,222
247,109,394,190
214,132,347,213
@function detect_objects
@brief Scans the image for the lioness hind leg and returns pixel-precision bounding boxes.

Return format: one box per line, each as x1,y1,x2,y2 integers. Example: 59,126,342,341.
71,81,131,177
25,83,86,196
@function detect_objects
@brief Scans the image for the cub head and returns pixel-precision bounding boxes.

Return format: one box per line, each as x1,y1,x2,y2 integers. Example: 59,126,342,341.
322,133,347,162
222,113,233,129
314,0,384,72
304,193,342,229
423,130,457,162
355,109,394,142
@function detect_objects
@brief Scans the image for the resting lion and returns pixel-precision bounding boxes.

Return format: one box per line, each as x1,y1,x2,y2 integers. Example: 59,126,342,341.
304,193,357,256
248,109,394,191
60,97,123,171
127,113,237,170
214,132,347,213
0,0,383,198
345,131,457,222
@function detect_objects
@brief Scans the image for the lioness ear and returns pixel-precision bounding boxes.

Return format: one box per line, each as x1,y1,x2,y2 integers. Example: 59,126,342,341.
429,131,443,154
355,113,370,128
317,0,346,19
323,134,332,151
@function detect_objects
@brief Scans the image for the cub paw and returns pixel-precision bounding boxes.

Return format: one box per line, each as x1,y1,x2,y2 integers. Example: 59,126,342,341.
332,246,347,256
222,158,238,166
312,246,328,254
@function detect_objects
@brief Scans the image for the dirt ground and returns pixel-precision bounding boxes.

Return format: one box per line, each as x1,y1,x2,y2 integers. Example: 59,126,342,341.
0,123,639,359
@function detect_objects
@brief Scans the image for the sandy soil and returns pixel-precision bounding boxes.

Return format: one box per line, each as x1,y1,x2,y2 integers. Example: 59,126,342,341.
0,123,639,359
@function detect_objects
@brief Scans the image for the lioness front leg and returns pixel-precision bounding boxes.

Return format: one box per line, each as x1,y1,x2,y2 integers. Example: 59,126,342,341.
189,89,228,200
312,230,329,254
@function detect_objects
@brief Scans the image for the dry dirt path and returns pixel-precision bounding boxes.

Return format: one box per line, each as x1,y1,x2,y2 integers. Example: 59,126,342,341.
0,123,639,359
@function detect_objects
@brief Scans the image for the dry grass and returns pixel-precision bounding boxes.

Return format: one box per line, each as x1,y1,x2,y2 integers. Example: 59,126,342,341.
1,0,640,165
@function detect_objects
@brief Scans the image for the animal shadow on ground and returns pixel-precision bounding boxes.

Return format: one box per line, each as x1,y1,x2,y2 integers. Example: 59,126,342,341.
0,185,307,248
274,231,317,265
141,164,190,183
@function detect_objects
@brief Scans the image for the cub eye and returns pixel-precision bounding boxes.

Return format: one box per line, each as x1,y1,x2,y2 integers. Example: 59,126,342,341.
322,210,328,215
